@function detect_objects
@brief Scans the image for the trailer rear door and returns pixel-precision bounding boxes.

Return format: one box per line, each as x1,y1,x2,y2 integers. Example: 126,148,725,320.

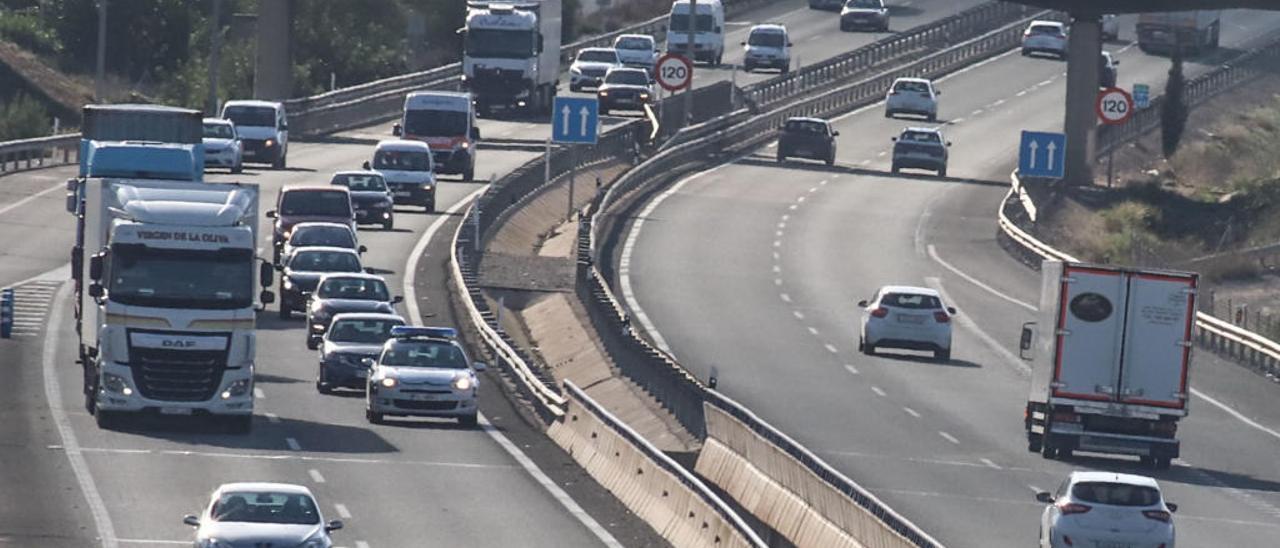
1053,266,1126,402
1117,273,1196,409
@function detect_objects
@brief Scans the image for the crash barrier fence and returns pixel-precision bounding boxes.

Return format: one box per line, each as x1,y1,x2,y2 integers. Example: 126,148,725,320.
1095,30,1280,157
999,171,1280,381
550,381,766,548
0,134,80,175
741,1,1040,108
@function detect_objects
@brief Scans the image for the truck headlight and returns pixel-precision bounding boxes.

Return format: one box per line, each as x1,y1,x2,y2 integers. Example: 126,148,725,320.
452,376,473,391
380,377,398,388
221,379,251,399
283,278,294,290
420,184,433,191
102,373,133,396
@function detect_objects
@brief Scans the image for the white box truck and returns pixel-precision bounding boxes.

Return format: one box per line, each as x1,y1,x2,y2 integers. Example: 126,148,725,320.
392,91,480,181
461,0,561,116
667,0,726,66
1136,10,1221,54
1020,260,1198,470
72,179,274,433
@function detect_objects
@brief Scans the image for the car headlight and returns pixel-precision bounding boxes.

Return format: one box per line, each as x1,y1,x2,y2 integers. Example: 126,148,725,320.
599,90,609,97
284,278,295,290
460,141,470,149
380,377,397,388
102,373,133,396
221,379,251,399
640,92,650,100
420,183,433,191
571,66,582,74
265,139,276,148
452,375,473,391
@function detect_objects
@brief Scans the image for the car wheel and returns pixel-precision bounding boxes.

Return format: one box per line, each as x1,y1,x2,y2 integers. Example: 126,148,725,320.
840,22,849,32
316,378,332,395
1041,443,1058,459
425,202,435,214
95,409,118,430
935,348,951,362
1058,447,1074,459
366,408,384,424
1020,48,1030,57
1155,457,1172,470
884,109,894,119
278,300,291,319
776,152,786,163
458,413,479,427
225,415,253,435
743,62,753,73
1027,434,1043,453
862,342,876,355
938,167,947,178
891,163,900,174
463,165,475,182
600,106,609,116
927,113,937,123
570,83,580,92
825,153,835,167
382,218,394,231
232,161,243,174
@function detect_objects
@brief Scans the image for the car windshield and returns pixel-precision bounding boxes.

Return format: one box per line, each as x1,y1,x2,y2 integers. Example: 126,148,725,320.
403,109,469,137
1030,24,1063,35
202,123,235,139
381,340,470,369
785,120,828,135
606,70,649,86
332,173,388,192
901,131,942,144
894,80,930,93
748,31,785,47
107,246,252,309
578,50,618,63
670,13,714,32
222,106,275,128
289,250,361,273
615,37,652,50
210,491,320,525
328,318,403,344
317,277,389,301
881,293,943,309
373,149,432,171
847,0,882,8
290,226,355,248
280,190,351,217
1071,482,1161,507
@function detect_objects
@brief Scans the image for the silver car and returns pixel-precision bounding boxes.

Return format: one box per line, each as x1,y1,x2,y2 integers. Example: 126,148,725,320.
305,273,402,349
840,0,890,32
184,482,343,548
885,77,940,122
317,312,405,393
202,118,243,173
365,326,486,426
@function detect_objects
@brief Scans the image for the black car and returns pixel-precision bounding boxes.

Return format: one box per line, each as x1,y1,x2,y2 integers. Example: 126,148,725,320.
1100,51,1119,89
777,117,839,166
597,67,654,115
330,171,395,230
277,247,364,319
891,127,951,177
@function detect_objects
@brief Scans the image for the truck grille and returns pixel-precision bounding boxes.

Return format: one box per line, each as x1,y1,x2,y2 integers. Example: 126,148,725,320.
471,68,525,93
129,345,229,402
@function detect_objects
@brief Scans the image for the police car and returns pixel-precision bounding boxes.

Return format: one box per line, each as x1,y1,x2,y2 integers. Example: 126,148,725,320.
364,327,486,426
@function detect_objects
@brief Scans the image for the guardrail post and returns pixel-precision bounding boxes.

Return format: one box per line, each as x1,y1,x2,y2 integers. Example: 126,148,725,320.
1,288,13,339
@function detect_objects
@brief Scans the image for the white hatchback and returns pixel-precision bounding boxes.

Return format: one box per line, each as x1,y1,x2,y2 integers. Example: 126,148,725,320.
1037,471,1177,548
858,285,954,361
1022,20,1069,59
885,77,940,121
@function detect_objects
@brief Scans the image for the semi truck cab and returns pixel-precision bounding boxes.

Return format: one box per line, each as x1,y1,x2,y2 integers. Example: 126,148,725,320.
461,0,561,116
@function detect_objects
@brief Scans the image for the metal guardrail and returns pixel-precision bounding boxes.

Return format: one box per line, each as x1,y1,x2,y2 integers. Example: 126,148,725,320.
0,134,80,174
999,171,1280,380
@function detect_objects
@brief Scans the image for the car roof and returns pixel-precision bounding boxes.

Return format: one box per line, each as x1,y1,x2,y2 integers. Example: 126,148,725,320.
375,139,431,152
615,34,653,42
292,221,354,231
1029,20,1065,28
317,272,385,284
223,100,283,109
580,47,617,54
330,312,405,322
292,246,359,256
750,24,786,33
607,66,648,75
879,285,941,297
332,170,384,178
902,126,944,134
893,77,931,84
215,482,313,496
202,117,233,125
1069,471,1161,489
282,184,348,193
786,116,830,125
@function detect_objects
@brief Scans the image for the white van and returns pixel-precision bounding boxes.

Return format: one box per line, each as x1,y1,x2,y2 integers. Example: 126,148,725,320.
393,91,479,181
363,140,437,212
221,100,288,169
667,0,725,66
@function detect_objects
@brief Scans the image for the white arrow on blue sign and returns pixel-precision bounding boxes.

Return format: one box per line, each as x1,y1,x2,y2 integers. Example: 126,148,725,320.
1019,130,1066,179
1133,83,1150,109
552,96,599,145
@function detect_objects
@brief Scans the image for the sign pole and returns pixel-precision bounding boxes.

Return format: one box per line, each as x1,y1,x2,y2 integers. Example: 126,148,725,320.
568,146,577,221
684,0,696,128
1107,148,1115,188
544,137,552,188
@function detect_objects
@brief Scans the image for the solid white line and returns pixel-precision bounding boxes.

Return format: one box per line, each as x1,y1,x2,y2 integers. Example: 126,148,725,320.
775,230,783,237
796,195,806,203
903,407,921,418
356,541,371,548
285,437,301,451
981,458,1001,470
971,109,984,116
772,251,780,260
927,244,1035,311
772,264,781,273
334,503,352,519
0,180,63,218
925,277,1030,375
939,431,960,444
871,386,886,397
773,240,782,247
780,214,789,221
808,186,819,193
403,189,623,548
824,343,839,354
1028,485,1043,494
41,283,119,548
1191,389,1280,443
308,469,326,483
949,117,965,124
253,387,265,399
844,364,859,375
776,221,785,229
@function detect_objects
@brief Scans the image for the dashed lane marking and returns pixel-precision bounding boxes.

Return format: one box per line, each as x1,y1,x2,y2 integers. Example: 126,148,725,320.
264,412,281,424
903,407,921,418
807,326,820,336
309,469,325,483
981,458,1001,470
824,343,838,354
844,364,859,375
254,388,265,399
779,293,791,303
793,310,804,319
927,244,1035,311
285,438,301,451
334,503,352,519
939,431,960,444
871,386,886,397
925,277,1029,375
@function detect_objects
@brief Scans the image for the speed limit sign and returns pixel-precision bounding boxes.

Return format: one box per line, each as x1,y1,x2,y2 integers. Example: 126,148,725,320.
1096,87,1134,125
655,53,693,92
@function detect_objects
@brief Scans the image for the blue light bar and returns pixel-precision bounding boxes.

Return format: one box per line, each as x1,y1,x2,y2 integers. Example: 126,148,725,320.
389,326,458,340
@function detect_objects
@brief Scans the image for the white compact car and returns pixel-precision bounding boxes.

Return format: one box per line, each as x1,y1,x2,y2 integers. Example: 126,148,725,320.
613,34,659,73
885,77,940,121
365,326,486,426
858,285,954,361
365,139,436,212
184,483,343,547
742,24,791,73
1022,20,1069,59
570,47,623,91
221,99,288,169
1037,472,1177,548
201,118,243,173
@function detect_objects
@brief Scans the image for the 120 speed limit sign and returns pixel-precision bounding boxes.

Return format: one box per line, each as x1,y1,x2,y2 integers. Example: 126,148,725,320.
1096,87,1134,125
655,53,693,92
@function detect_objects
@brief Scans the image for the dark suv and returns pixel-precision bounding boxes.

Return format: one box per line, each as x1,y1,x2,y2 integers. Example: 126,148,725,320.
777,117,838,166
267,186,356,263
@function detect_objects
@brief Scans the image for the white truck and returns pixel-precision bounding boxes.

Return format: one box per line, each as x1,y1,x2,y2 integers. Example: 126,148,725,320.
461,0,561,116
1136,11,1221,55
667,0,726,66
393,91,480,181
72,179,274,433
1020,261,1198,470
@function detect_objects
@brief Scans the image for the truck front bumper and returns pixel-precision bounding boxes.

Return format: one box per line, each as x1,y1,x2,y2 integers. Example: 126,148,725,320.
95,362,253,416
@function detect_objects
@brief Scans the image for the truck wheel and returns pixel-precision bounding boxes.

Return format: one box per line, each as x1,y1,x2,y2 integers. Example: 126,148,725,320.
458,413,478,428
225,415,253,435
278,301,291,319
366,408,384,424
1155,457,1172,470
935,348,951,362
95,409,118,430
1041,442,1058,459
1027,434,1042,453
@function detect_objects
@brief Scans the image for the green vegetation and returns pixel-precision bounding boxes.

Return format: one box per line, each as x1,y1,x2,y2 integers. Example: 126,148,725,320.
0,93,50,141
1161,51,1189,158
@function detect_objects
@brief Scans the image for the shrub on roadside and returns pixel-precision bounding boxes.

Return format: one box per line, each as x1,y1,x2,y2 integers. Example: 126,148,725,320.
0,93,50,141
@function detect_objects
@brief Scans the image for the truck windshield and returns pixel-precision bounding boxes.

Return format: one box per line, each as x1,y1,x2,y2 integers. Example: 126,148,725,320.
466,29,535,59
317,277,389,301
669,13,714,32
203,124,235,139
107,246,252,309
223,106,276,128
403,110,469,137
381,340,469,369
373,150,432,172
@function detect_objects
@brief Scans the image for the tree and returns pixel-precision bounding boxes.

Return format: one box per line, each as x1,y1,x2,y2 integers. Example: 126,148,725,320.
1161,48,1188,158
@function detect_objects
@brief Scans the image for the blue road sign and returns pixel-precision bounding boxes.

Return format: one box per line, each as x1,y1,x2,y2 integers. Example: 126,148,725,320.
552,97,599,145
1133,83,1150,110
1019,131,1066,179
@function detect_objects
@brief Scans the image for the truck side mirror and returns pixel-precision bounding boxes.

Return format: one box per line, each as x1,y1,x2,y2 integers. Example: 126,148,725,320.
88,283,104,298
88,253,104,281
260,262,274,286
473,361,487,372
362,161,372,170
392,124,403,137
265,210,277,219
65,193,78,214
1019,322,1036,360
260,290,275,305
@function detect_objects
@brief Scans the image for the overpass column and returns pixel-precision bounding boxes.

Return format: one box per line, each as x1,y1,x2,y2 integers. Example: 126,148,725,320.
254,0,292,100
1063,14,1101,186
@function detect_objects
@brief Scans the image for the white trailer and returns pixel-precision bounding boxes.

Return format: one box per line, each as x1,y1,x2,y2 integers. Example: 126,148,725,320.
462,0,562,116
1020,260,1198,470
74,179,274,433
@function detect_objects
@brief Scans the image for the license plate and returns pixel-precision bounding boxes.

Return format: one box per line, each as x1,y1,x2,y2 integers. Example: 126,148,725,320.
897,315,925,324
1097,543,1131,548
410,393,439,401
394,190,412,197
243,150,257,157
160,407,193,415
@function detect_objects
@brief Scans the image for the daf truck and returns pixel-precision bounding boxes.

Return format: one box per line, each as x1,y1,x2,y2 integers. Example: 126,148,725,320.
1020,261,1198,470
1136,11,1221,55
461,0,561,116
72,179,274,433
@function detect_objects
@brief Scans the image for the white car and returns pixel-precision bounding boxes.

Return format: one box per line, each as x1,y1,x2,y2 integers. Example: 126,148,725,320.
1037,472,1177,548
365,139,436,212
184,483,343,547
884,77,940,121
569,47,622,91
201,118,243,173
365,326,486,426
742,24,791,73
613,34,659,72
1022,20,1069,59
840,0,890,32
1102,14,1120,41
858,285,954,361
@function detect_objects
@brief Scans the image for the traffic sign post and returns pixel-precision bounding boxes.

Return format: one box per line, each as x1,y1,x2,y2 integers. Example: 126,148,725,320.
1096,87,1134,126
655,53,693,92
1,288,14,339
1133,84,1150,110
552,96,599,145
1019,131,1066,179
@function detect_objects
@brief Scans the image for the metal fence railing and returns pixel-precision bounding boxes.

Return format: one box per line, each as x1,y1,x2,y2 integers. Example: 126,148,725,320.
0,134,80,175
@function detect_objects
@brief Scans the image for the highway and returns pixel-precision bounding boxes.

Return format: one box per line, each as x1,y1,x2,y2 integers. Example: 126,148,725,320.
621,10,1280,548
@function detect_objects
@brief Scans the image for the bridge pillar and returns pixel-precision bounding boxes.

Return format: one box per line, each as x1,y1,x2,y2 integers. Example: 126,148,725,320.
254,0,292,100
1063,14,1102,186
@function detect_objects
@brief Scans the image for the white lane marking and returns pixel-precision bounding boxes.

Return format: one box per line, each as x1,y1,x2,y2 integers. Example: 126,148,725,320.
807,34,825,42
971,109,984,116
871,386,886,397
939,431,960,444
42,283,120,548
772,264,781,273
807,326,820,336
777,221,786,229
844,364,860,375
775,230,783,237
819,180,828,186
0,180,63,218
356,541,372,548
77,446,519,470
860,159,871,166
780,214,790,221
772,251,780,260
780,293,792,303
1191,389,1280,444
308,469,326,483
877,151,887,157
792,310,804,320
334,503,352,519
913,190,947,258
1015,90,1028,97
796,195,806,203
903,407,921,418
264,412,281,424
788,204,798,210
824,343,839,354
110,540,187,545
285,437,302,451
808,186,819,193
927,244,1036,311
949,117,965,124
254,387,265,399
774,278,783,286
926,277,1030,375
981,458,1002,470
1038,79,1053,86
990,99,1005,107
1028,484,1043,494
404,189,623,548
774,239,782,247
